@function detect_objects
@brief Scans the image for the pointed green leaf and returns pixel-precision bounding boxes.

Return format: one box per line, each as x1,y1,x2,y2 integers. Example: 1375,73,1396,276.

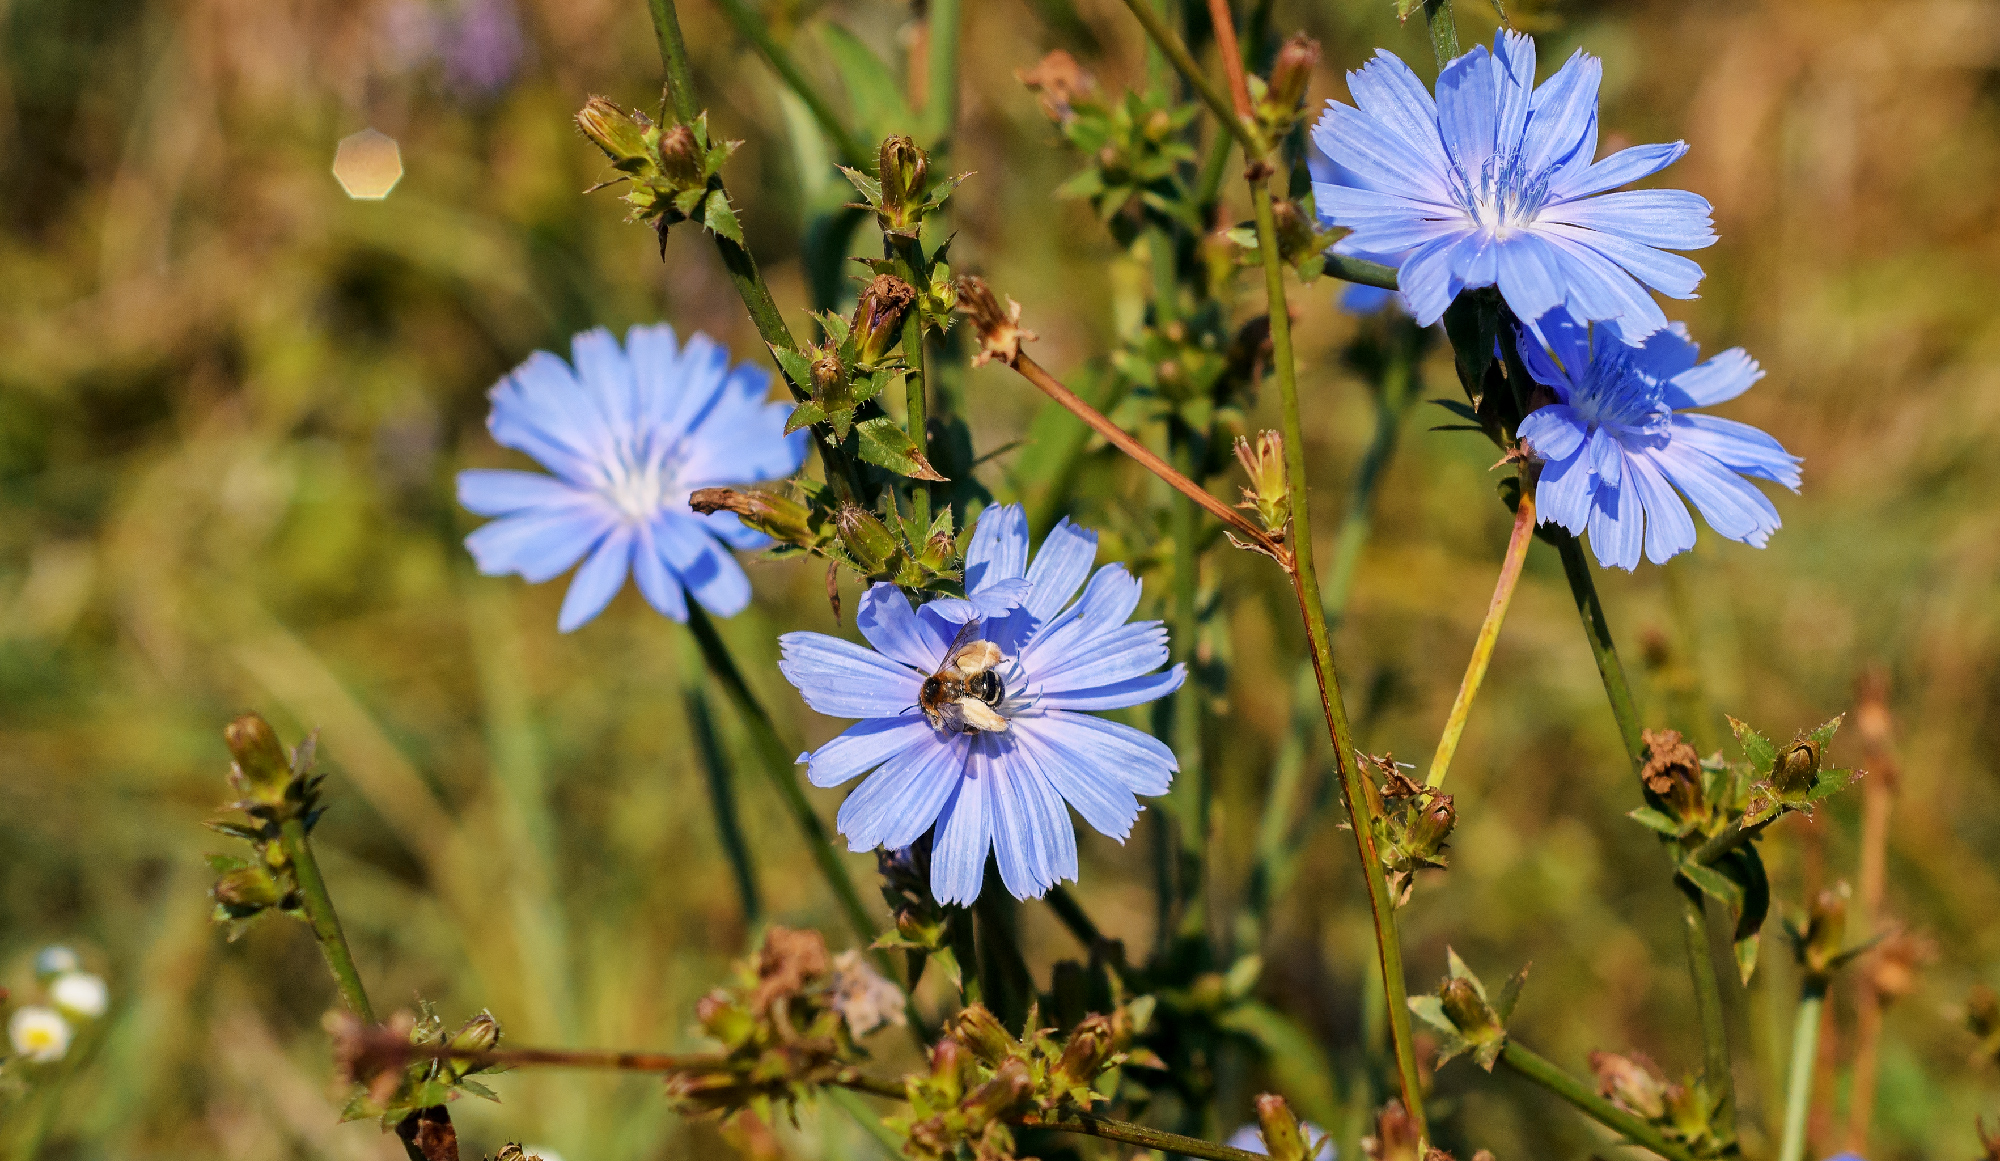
701,189,743,244
1807,714,1845,749
1407,994,1457,1038
854,416,947,481
1430,398,1483,424
1735,932,1762,985
838,165,883,205
1729,715,1777,774
1494,962,1531,1023
672,186,708,216
771,347,817,394
1680,862,1744,911
1627,806,1686,837
783,401,827,435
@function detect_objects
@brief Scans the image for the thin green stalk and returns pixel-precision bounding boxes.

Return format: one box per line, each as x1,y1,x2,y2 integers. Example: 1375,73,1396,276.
683,604,876,948
707,0,873,171
1115,0,1263,156
1021,1113,1267,1161
1420,0,1461,67
902,306,931,531
1426,485,1534,789
683,654,763,924
1499,1041,1700,1161
827,1084,906,1157
1551,530,1645,765
279,817,375,1022
1251,175,1424,1131
924,0,962,144
642,0,859,502
1680,889,1736,1135
1321,253,1400,291
1778,980,1827,1161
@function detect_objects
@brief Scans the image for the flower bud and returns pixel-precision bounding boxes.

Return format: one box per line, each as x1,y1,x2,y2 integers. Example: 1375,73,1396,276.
1773,735,1822,794
835,505,900,576
1269,198,1320,265
689,487,818,548
576,97,654,171
962,1057,1032,1121
878,136,930,233
1440,976,1489,1034
450,1010,502,1056
1233,432,1291,534
1264,35,1321,116
1361,1099,1422,1161
1255,1094,1309,1161
810,348,846,398
1055,1014,1115,1089
950,1003,1016,1065
225,713,294,805
1409,792,1456,857
213,864,285,911
658,123,704,187
851,274,917,366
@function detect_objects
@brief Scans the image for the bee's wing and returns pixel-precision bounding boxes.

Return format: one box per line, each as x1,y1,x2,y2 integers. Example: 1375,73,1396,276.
942,617,983,659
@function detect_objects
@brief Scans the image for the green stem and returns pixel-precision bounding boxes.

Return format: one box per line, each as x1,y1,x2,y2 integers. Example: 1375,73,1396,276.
1115,0,1263,156
707,0,874,171
924,0,962,144
1320,253,1400,291
279,817,375,1022
682,648,763,925
1681,889,1736,1136
898,238,932,531
1425,483,1534,789
827,1084,906,1157
1498,1041,1700,1161
1251,176,1425,1132
1778,979,1827,1161
1021,1113,1267,1161
641,0,859,503
684,604,877,948
1551,530,1645,766
1420,0,1461,67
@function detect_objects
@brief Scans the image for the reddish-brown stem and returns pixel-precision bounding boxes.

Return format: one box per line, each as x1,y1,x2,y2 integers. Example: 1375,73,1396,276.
1205,0,1254,119
1843,669,1900,1153
1009,352,1283,556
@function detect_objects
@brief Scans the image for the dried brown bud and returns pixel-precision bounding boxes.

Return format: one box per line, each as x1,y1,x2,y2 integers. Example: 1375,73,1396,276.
1055,1014,1116,1089
658,123,703,186
689,487,817,547
1361,1099,1422,1161
1640,727,1704,819
752,926,830,1011
852,274,917,365
1440,977,1488,1034
949,1003,1016,1064
954,276,1037,368
1016,50,1094,122
963,1057,1033,1120
1267,35,1322,110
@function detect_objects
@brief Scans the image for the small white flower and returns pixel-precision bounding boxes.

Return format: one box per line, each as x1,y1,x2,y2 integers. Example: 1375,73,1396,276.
9,1006,72,1063
34,946,80,979
51,972,108,1019
827,949,907,1038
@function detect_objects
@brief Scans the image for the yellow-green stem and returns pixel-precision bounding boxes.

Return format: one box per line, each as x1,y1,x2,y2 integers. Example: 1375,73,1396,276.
1251,175,1425,1132
1779,979,1827,1161
1426,484,1534,789
279,817,375,1022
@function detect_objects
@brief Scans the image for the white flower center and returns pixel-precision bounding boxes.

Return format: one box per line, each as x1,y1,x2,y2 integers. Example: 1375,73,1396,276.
598,442,689,523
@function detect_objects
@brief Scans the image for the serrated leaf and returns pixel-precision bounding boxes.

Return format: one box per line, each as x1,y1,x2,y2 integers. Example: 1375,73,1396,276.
456,1076,501,1102
1627,806,1686,837
702,189,743,244
854,417,947,481
1728,715,1777,774
838,165,883,205
673,186,707,216
818,22,914,140
771,347,817,393
1798,768,1859,807
1807,714,1845,749
930,946,962,992
1680,861,1744,911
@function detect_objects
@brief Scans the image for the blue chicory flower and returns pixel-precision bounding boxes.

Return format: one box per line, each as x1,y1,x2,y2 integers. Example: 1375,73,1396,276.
1516,307,1801,570
458,324,806,631
779,504,1185,904
1309,31,1714,340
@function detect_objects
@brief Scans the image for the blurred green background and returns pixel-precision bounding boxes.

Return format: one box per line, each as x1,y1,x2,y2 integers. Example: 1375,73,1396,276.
3,0,1999,1157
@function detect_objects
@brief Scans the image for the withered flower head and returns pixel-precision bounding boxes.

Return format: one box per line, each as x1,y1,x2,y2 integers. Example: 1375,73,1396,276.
954,276,1037,368
1361,1099,1422,1161
1016,50,1095,122
1589,1049,1674,1121
1640,727,1704,818
751,926,830,1012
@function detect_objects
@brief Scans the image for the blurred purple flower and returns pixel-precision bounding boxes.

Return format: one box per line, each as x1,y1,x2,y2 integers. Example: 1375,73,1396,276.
1516,307,1801,570
458,325,806,631
377,0,524,100
779,505,1185,904
1309,31,1714,340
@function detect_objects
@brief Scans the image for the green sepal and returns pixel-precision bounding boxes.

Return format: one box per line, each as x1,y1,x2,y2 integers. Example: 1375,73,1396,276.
1627,805,1689,837
783,401,827,435
1728,715,1777,775
701,189,743,244
1680,862,1744,911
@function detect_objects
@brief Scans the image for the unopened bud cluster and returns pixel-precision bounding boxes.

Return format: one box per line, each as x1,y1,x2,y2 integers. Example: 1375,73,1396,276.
1360,754,1454,904
1408,950,1523,1072
575,98,743,245
1588,1050,1732,1156
841,136,964,240
665,927,898,1118
206,714,323,936
330,1004,505,1121
1018,51,1198,245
